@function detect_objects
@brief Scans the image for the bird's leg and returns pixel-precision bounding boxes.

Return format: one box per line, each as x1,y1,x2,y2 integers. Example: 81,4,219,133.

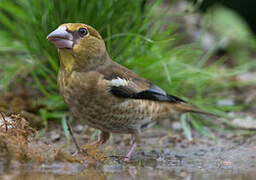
124,131,141,162
67,121,82,154
124,142,137,161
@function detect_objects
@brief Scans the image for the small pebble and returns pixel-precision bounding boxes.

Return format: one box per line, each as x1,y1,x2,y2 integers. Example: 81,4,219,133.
50,132,61,142
172,122,182,130
74,125,84,133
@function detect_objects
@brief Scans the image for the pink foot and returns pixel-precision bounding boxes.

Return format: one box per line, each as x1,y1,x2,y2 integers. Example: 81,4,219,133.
72,151,78,156
124,142,137,162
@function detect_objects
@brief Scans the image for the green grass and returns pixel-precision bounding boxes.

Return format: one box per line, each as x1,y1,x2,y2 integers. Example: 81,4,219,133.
0,0,255,136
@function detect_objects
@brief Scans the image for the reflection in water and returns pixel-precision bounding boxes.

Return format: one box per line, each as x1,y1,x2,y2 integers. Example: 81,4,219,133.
1,148,256,180
1,168,256,180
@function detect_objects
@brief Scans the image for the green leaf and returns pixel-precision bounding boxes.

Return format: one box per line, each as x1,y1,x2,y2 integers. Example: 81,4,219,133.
181,114,193,141
61,116,70,140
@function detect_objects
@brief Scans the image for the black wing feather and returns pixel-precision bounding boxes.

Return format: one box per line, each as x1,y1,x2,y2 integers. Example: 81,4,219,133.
110,84,186,103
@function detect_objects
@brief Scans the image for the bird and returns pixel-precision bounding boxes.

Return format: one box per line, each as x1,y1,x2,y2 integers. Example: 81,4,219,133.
47,23,216,161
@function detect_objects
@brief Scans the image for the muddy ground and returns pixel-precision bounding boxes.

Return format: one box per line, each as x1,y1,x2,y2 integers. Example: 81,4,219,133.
0,113,256,180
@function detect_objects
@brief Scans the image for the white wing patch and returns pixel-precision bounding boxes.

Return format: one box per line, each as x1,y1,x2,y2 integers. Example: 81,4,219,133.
109,77,129,87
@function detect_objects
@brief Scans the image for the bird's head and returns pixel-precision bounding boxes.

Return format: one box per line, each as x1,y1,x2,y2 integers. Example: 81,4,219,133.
47,23,107,71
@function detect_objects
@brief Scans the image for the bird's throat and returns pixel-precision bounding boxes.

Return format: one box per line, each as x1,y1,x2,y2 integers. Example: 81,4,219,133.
59,50,76,73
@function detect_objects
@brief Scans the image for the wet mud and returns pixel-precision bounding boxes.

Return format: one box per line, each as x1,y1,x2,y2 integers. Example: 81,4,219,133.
0,113,256,180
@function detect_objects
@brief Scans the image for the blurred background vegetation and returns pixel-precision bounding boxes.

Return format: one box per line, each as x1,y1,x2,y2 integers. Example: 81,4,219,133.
0,0,255,136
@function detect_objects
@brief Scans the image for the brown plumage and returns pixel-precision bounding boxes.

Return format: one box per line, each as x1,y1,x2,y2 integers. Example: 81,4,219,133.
47,23,216,161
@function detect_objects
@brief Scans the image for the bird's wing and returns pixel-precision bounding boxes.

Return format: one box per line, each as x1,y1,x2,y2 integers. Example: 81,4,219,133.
99,61,186,103
109,79,186,103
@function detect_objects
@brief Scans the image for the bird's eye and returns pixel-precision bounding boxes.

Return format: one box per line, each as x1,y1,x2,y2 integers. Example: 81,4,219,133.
78,28,88,37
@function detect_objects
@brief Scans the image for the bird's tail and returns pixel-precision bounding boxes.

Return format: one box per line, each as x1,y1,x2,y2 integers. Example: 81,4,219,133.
173,103,219,117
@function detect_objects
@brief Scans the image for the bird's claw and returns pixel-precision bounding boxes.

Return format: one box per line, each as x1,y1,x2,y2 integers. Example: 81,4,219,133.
124,156,130,162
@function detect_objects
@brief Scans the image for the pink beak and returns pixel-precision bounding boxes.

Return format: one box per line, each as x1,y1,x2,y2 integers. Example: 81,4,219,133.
47,26,74,49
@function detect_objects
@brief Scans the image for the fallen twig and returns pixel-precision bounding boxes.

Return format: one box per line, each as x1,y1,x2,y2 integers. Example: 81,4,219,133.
0,112,8,132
